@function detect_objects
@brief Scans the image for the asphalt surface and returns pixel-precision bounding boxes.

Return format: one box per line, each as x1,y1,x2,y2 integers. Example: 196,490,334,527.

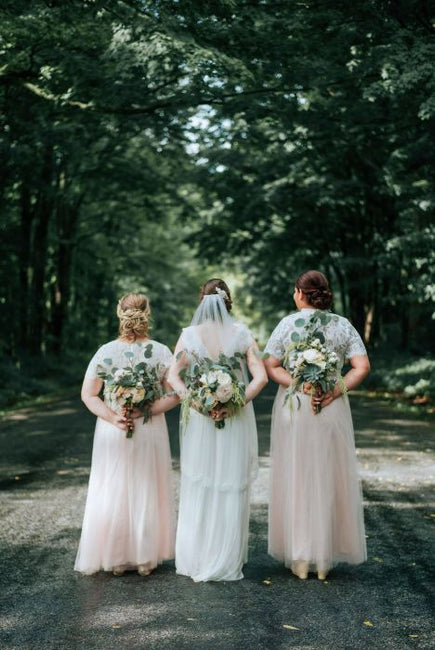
0,386,434,650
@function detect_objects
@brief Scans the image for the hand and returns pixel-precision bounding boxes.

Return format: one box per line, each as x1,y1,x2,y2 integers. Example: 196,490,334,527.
210,405,229,421
122,406,142,420
110,412,129,430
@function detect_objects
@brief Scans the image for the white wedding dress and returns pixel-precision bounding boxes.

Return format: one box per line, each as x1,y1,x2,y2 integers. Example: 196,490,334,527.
175,322,258,581
74,339,175,574
265,309,367,573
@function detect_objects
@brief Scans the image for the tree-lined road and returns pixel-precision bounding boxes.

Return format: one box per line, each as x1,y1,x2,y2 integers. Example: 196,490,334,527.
0,388,434,649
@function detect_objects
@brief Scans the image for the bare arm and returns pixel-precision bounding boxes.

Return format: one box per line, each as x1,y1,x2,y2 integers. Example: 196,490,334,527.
150,377,180,415
167,337,189,398
81,376,129,430
264,355,293,388
315,354,371,410
245,343,268,402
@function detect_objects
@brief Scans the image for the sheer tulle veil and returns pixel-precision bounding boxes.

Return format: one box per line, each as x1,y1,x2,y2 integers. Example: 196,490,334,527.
190,292,234,358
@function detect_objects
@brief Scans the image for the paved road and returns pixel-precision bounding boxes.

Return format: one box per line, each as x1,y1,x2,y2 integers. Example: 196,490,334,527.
0,387,434,649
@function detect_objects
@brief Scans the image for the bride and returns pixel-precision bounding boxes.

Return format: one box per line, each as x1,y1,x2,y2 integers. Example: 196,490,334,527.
168,278,267,581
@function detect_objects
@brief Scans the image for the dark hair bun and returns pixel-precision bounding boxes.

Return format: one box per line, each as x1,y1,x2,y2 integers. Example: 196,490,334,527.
295,270,333,310
306,288,332,310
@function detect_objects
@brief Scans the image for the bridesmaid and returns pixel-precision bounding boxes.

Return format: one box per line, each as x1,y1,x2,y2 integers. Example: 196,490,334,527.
264,271,370,580
168,278,267,581
75,293,179,576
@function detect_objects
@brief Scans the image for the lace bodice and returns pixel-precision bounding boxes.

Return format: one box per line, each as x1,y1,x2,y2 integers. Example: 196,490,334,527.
85,339,173,410
265,309,367,370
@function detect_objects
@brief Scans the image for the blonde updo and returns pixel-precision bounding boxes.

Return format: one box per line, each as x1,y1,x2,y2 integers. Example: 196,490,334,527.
117,293,151,341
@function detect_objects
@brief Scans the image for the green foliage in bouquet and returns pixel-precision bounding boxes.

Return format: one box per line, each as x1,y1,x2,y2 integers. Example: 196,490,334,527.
284,311,345,414
97,343,164,438
180,352,246,429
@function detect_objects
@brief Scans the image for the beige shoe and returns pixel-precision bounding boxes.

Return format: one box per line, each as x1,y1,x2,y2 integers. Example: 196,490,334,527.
292,561,308,580
138,563,153,576
317,570,329,581
112,566,125,576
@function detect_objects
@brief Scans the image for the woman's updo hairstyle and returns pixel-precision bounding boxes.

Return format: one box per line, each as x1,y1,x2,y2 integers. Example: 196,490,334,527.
295,270,333,310
117,293,151,341
200,278,233,312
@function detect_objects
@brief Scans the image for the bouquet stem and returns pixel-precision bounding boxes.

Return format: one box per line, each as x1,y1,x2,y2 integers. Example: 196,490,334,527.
313,384,323,414
125,405,134,438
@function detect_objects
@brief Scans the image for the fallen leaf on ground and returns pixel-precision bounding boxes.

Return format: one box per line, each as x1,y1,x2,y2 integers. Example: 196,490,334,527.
373,557,383,563
283,624,299,630
262,580,271,585
408,634,419,638
112,624,121,629
363,620,374,627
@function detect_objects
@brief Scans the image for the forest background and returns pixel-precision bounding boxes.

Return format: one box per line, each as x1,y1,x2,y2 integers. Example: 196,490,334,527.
0,0,434,409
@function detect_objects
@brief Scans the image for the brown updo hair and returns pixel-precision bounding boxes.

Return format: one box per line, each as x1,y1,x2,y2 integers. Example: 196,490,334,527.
200,278,233,312
295,270,333,310
116,293,151,341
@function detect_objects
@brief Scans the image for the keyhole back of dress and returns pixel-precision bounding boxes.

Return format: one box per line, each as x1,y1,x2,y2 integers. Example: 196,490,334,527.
195,322,234,360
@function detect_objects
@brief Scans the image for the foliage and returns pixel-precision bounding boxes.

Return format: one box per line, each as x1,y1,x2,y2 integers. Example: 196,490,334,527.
0,0,433,408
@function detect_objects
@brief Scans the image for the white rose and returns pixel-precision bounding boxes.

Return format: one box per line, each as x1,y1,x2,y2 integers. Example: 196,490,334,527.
302,349,318,363
216,370,232,386
199,373,208,385
207,371,218,385
215,384,233,403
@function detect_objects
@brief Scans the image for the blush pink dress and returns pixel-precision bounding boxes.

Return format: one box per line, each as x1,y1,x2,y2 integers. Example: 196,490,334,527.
265,309,367,574
74,340,175,574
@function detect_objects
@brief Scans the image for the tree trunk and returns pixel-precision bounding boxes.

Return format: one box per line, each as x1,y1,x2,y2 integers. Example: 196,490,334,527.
27,146,53,355
19,183,33,351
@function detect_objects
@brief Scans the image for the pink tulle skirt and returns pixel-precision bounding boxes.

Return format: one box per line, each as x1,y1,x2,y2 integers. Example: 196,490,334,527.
75,414,175,574
268,387,366,572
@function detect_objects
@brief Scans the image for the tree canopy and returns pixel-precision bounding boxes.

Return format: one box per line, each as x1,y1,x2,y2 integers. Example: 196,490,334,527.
1,0,434,367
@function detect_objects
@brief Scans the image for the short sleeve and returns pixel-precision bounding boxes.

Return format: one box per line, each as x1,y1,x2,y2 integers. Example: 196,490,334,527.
264,318,289,361
84,346,106,380
344,320,367,359
235,323,255,354
157,344,173,379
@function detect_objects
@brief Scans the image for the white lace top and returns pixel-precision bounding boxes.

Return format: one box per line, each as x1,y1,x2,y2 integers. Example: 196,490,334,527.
85,339,172,410
265,309,367,370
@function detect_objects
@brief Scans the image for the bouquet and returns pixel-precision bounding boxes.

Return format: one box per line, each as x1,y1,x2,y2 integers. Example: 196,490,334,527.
284,310,345,414
97,344,164,438
181,352,246,429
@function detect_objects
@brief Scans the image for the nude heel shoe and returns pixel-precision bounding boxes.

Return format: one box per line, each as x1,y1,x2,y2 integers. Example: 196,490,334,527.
112,566,125,576
292,561,308,580
317,570,329,581
138,563,153,576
